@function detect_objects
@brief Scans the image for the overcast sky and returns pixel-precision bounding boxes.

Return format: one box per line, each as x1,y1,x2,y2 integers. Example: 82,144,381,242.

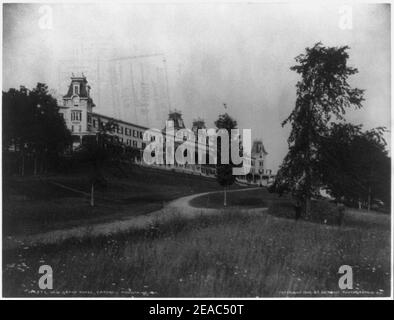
3,2,390,172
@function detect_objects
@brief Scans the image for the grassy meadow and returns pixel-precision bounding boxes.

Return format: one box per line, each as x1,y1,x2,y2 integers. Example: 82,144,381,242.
3,206,390,297
2,165,390,297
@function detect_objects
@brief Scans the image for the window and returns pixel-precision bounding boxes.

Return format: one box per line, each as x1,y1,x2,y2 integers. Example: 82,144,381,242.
133,140,138,148
93,120,97,128
71,125,74,132
120,126,124,134
79,125,82,132
73,84,79,95
139,131,143,139
142,142,146,149
87,115,92,123
71,110,82,121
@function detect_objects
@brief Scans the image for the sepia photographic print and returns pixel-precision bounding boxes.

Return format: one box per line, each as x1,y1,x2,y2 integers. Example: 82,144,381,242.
1,0,392,303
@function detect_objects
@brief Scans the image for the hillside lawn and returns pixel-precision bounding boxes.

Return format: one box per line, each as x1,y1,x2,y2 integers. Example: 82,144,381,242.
189,188,271,209
3,165,245,236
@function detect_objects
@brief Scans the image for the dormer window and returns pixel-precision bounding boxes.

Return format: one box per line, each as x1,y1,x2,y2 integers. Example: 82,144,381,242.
73,84,79,95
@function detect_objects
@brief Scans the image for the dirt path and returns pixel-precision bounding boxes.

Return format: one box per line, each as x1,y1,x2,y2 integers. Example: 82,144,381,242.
4,187,266,250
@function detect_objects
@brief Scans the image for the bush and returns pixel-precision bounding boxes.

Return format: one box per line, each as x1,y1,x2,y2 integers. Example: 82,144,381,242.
309,200,344,225
267,200,344,226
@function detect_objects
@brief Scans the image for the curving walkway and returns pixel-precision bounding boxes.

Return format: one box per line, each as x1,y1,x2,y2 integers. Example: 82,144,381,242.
4,187,267,250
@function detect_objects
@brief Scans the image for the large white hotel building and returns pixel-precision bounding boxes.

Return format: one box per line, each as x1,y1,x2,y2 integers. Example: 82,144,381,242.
59,75,273,185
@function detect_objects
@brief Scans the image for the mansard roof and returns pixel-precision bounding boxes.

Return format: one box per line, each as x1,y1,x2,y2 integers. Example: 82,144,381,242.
192,118,206,130
251,140,268,156
63,75,90,99
167,110,185,129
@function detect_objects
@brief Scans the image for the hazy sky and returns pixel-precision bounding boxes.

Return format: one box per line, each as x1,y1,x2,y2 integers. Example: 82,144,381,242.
3,3,391,172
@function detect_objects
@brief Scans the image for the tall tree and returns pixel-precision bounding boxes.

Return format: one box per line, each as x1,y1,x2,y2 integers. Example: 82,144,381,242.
215,113,237,206
76,120,124,206
279,43,364,217
2,83,71,175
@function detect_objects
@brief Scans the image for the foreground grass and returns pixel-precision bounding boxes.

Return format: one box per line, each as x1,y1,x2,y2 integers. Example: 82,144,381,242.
3,208,390,297
190,188,345,225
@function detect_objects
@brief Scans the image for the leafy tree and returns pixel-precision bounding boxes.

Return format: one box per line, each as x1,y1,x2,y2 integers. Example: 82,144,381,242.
279,43,364,217
215,113,237,206
319,123,390,210
2,84,71,175
318,123,362,202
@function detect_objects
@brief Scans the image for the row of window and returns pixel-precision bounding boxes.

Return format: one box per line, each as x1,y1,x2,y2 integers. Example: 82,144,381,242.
116,137,146,149
70,129,145,150
91,118,144,139
250,168,270,175
250,160,264,167
123,127,143,138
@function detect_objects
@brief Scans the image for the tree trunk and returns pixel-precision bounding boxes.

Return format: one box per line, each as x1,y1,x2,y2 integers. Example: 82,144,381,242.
367,186,371,211
33,154,38,176
304,100,313,219
21,152,25,177
90,183,95,207
224,186,227,207
304,170,312,218
305,197,311,219
43,152,48,174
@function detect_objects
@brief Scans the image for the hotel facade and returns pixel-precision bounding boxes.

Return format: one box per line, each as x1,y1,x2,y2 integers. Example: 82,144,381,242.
59,75,273,185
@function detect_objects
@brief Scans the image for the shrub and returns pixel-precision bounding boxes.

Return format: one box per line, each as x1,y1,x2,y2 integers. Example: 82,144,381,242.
267,200,344,226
